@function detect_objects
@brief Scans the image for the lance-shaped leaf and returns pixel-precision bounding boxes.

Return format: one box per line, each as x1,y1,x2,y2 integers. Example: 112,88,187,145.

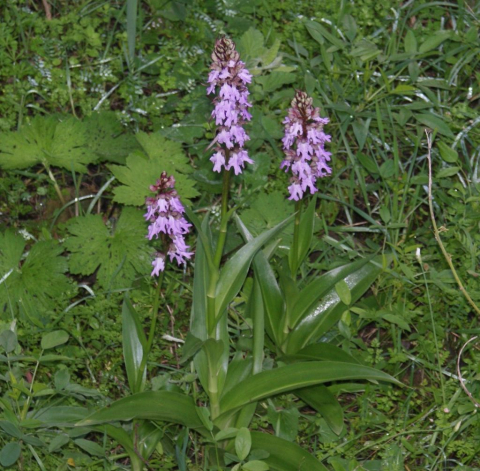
288,257,373,329
214,214,294,321
284,257,387,353
0,116,94,172
122,296,147,393
280,343,362,364
219,361,401,415
296,385,344,435
77,391,204,430
236,215,285,345
250,432,329,471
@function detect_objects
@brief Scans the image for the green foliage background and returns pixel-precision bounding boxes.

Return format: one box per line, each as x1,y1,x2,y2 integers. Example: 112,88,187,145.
0,0,480,470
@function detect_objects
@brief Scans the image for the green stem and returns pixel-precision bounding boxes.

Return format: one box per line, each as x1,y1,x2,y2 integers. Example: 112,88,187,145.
207,167,231,338
213,167,231,268
252,279,264,375
21,350,43,420
290,199,303,278
136,272,164,392
43,161,67,207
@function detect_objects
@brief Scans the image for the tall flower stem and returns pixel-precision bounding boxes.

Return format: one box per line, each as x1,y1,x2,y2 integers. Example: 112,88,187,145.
214,166,231,268
290,199,303,278
136,272,164,393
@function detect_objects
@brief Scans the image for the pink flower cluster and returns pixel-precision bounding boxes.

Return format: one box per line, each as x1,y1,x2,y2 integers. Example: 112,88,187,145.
144,172,193,276
207,37,254,175
281,91,332,201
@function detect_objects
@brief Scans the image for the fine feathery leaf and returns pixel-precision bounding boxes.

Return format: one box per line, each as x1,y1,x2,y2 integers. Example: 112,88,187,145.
0,116,95,172
108,132,199,206
64,207,151,290
0,230,71,315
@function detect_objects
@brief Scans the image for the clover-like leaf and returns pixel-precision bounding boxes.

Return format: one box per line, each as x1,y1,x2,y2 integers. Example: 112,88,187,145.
109,132,199,206
84,112,140,164
64,207,151,289
0,230,71,316
0,116,95,172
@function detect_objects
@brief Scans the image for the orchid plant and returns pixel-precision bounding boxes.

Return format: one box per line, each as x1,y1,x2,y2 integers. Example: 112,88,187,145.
77,37,400,471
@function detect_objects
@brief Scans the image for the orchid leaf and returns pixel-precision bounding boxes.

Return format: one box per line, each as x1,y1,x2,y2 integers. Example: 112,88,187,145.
285,256,388,353
77,391,205,431
251,432,329,471
219,361,401,415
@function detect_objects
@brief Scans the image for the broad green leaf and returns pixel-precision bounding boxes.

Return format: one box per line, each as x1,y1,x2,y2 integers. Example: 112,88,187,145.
437,141,458,163
219,362,401,415
54,369,70,390
64,207,151,289
436,167,460,178
404,30,417,54
84,111,140,164
238,28,265,62
0,442,21,467
335,280,351,305
250,432,328,471
137,420,164,460
260,38,281,66
243,460,270,471
349,39,380,61
288,257,372,329
352,119,371,151
77,391,204,430
214,214,294,322
122,296,147,393
180,332,204,364
74,438,105,457
239,191,294,239
97,424,144,469
305,21,345,50
256,72,296,93
221,353,253,397
236,427,252,461
357,152,378,175
0,116,94,172
236,216,285,345
296,385,344,435
0,421,22,438
33,406,89,427
0,231,71,316
41,330,69,350
285,257,387,353
419,30,452,53
415,113,454,138
0,330,17,353
267,404,299,442
109,132,198,206
196,407,213,431
280,343,362,364
48,434,69,453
